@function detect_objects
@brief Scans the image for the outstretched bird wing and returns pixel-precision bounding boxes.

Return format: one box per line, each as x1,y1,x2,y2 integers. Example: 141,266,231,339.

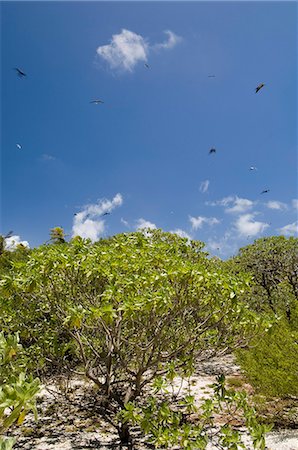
255,83,265,93
14,68,26,77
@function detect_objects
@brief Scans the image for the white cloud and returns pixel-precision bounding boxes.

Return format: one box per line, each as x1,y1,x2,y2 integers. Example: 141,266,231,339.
278,221,298,236
121,218,130,227
206,196,235,207
225,197,254,214
97,29,148,72
72,219,105,242
72,193,123,241
199,180,210,193
206,231,247,258
169,229,192,240
41,154,56,161
96,28,182,73
206,196,255,214
265,200,287,211
5,235,30,250
189,215,220,230
292,199,298,210
153,30,182,50
136,218,157,230
234,213,269,237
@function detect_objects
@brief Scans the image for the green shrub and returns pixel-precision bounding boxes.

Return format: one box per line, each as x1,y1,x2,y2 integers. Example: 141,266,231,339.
236,320,298,398
0,333,40,447
0,230,266,445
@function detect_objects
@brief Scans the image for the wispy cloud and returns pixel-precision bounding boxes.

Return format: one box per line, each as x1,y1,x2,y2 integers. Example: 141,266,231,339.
169,228,192,240
265,200,287,211
5,235,30,250
189,215,220,230
72,193,123,241
225,197,254,214
41,154,56,161
199,180,210,194
121,218,130,227
278,221,298,236
136,218,157,230
206,195,255,214
206,231,249,258
153,30,182,50
207,232,234,255
96,28,182,73
234,213,269,237
206,196,235,207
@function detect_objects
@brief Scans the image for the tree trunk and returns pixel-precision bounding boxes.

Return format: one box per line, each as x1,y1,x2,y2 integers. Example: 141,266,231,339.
118,422,132,448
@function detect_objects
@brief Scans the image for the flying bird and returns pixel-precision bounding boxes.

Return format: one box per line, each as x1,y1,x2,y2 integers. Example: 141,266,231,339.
101,212,111,217
255,83,265,93
90,100,104,104
260,189,270,194
209,148,216,154
16,143,22,150
208,75,216,78
249,166,257,171
4,231,14,239
14,68,26,78
144,63,150,69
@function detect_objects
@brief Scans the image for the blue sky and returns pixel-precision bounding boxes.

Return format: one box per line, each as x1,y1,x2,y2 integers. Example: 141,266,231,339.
1,1,297,258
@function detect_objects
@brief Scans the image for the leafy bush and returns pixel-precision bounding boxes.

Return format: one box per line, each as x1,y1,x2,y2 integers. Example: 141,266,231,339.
237,320,298,398
120,374,272,449
0,333,40,447
0,230,267,445
230,236,298,318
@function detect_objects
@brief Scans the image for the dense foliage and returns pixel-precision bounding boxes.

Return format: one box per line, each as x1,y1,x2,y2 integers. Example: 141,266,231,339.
0,230,267,446
0,333,40,449
228,236,298,398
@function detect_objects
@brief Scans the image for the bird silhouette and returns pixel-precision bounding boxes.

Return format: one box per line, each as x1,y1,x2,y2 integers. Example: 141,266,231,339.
14,68,26,77
249,166,257,171
208,75,216,78
260,189,270,194
16,143,22,150
255,83,265,93
90,100,104,104
144,63,150,69
209,148,216,154
101,212,111,217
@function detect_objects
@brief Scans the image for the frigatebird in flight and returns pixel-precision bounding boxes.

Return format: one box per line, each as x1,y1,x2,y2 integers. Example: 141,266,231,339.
101,212,111,217
90,100,104,104
255,83,265,93
14,68,26,78
260,189,270,194
144,63,150,69
209,148,216,154
4,231,14,239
